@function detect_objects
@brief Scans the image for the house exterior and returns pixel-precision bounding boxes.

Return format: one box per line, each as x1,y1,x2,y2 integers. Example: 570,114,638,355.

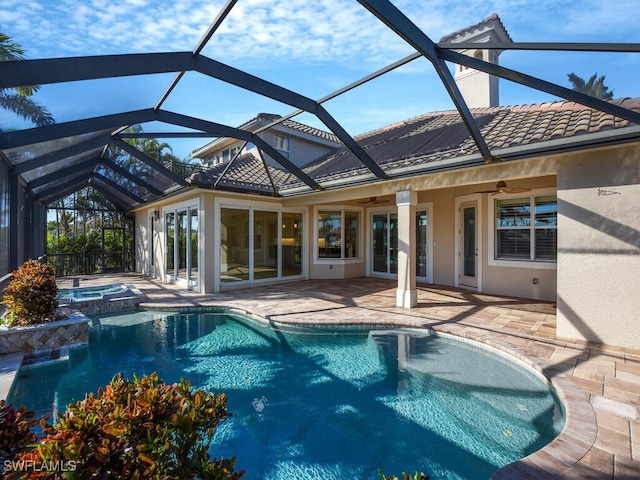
132,15,640,351
191,113,342,169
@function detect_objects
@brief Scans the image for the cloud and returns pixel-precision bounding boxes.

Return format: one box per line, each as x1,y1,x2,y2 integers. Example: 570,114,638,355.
3,0,637,68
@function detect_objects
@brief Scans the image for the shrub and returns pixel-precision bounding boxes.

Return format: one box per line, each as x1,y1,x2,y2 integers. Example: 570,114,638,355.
0,400,45,463
1,260,58,327
13,372,243,479
379,471,430,480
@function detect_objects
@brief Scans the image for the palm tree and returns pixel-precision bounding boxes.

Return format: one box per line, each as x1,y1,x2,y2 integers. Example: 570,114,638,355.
0,32,54,126
567,72,614,100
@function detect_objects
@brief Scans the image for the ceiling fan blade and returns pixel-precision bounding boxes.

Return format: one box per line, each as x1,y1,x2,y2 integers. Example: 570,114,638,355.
358,197,390,204
502,187,530,193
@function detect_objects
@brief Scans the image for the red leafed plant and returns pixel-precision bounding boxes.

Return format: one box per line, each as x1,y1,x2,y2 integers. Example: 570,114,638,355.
2,260,59,327
13,372,243,480
0,399,45,463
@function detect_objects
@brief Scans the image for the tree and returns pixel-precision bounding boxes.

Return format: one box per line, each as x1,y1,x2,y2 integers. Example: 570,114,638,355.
567,72,614,100
0,32,54,126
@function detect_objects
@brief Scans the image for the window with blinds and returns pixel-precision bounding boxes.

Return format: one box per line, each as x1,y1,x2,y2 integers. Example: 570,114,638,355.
496,195,557,262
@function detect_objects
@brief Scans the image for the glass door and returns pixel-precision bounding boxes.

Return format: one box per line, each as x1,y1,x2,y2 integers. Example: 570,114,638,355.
416,210,429,281
371,212,398,276
165,207,199,287
165,212,175,278
220,208,304,286
177,210,188,281
189,209,198,285
459,202,478,288
372,208,431,281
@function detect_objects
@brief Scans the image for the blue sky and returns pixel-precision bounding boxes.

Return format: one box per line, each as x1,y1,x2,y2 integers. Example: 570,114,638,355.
2,0,639,159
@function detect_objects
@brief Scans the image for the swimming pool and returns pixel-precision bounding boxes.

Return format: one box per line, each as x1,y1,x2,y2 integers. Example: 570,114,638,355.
8,310,564,480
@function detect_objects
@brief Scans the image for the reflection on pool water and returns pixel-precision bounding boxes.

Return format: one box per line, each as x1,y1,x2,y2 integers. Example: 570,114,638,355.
9,310,564,480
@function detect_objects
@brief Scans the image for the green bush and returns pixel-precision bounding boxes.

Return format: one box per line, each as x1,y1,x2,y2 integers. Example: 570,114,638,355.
0,400,45,462
1,260,59,327
13,372,243,479
379,471,430,480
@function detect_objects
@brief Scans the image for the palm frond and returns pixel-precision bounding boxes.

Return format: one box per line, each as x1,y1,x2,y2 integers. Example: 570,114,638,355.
0,92,55,126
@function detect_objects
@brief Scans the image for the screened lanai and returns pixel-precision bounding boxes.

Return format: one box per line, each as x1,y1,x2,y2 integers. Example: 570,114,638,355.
1,0,640,277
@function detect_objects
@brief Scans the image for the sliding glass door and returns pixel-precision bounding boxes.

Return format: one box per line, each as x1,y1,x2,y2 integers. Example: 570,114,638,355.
371,208,431,282
220,207,303,286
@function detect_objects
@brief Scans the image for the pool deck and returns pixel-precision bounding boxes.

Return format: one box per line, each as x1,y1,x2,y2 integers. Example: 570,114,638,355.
4,274,640,479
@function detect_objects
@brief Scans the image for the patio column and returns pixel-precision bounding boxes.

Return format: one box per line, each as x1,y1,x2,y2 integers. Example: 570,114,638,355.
396,190,417,308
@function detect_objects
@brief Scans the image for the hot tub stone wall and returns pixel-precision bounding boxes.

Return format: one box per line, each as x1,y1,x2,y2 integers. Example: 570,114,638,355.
0,311,90,355
69,297,143,315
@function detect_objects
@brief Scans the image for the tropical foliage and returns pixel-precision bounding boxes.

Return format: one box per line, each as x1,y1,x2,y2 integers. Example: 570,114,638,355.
1,260,58,326
0,400,43,462
0,32,54,127
47,188,135,275
10,372,243,480
567,72,614,100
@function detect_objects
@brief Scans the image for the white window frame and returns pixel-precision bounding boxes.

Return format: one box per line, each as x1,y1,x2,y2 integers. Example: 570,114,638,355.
275,135,291,159
313,206,363,264
213,197,307,292
488,187,557,270
212,144,241,166
162,198,201,287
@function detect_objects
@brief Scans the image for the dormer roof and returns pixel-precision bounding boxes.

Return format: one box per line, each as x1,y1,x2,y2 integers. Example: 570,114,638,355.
191,113,341,159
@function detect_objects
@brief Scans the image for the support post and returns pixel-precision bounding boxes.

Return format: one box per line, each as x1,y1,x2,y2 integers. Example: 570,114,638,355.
396,190,417,308
8,175,20,271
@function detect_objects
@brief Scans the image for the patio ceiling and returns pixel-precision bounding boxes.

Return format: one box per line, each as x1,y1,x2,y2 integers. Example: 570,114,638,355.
1,0,639,210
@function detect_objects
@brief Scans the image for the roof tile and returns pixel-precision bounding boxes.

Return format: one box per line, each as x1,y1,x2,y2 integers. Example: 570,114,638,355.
192,98,640,195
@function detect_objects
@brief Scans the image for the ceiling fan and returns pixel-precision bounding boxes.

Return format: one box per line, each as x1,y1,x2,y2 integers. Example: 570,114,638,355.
359,197,390,205
478,181,530,195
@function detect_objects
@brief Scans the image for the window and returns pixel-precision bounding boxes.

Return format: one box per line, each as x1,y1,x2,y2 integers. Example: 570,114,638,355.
212,145,240,166
317,210,360,259
275,135,290,159
496,195,557,262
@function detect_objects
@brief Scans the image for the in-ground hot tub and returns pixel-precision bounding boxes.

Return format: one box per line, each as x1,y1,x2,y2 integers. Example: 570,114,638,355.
57,283,145,314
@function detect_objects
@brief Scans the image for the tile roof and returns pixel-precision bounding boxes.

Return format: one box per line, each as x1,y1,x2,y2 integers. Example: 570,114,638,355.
190,98,640,195
189,152,293,195
250,113,341,144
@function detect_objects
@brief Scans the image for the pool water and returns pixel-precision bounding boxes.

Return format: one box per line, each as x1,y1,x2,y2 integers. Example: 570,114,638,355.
57,283,128,301
8,310,564,480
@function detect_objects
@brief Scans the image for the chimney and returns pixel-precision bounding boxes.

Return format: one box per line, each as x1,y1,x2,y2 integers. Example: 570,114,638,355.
440,13,512,108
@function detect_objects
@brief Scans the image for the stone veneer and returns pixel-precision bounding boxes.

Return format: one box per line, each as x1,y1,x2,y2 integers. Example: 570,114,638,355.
0,311,90,355
67,297,142,315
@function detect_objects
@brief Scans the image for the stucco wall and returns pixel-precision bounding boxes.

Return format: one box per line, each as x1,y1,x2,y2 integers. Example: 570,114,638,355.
134,210,147,274
416,175,557,299
556,145,640,350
